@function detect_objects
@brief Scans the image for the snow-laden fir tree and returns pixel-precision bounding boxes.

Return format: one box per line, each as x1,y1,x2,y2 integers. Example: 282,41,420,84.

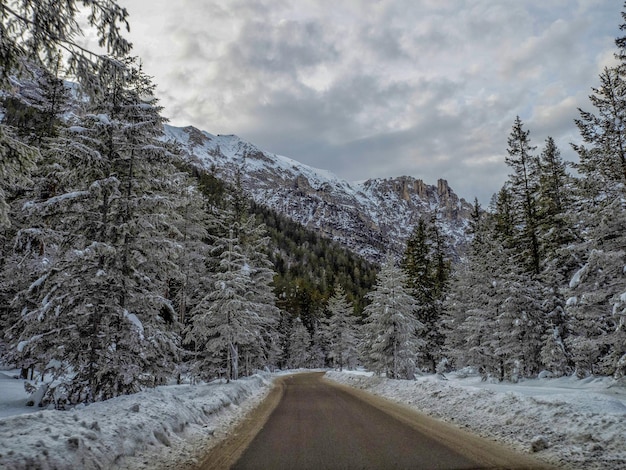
286,316,311,369
309,322,328,368
237,214,281,373
5,60,186,404
537,136,576,271
323,283,358,371
444,200,502,377
362,254,423,379
0,0,131,86
0,63,71,342
184,228,248,381
0,118,38,227
168,183,211,326
565,198,626,377
2,59,71,146
573,67,626,198
493,270,546,379
535,137,575,376
487,184,549,380
564,8,626,377
0,0,132,227
446,189,551,380
183,208,280,380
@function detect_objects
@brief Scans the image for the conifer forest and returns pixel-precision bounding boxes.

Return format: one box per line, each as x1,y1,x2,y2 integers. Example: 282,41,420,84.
1,0,625,411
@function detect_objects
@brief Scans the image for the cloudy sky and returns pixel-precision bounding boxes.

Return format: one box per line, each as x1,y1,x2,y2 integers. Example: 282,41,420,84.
120,0,620,204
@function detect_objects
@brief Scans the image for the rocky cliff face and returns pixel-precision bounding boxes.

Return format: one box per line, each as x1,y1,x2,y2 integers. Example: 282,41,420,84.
164,125,472,262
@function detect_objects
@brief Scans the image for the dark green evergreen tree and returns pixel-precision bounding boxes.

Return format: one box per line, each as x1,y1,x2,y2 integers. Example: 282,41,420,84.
402,217,451,372
505,116,541,276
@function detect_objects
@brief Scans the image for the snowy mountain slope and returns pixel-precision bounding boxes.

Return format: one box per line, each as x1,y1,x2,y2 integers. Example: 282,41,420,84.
164,125,472,262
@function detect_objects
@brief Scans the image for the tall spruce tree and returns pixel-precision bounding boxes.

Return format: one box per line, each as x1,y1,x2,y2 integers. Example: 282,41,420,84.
534,137,575,376
183,208,280,381
184,228,249,381
5,61,186,404
324,283,358,371
237,215,281,375
444,201,499,376
362,254,423,379
286,317,312,369
505,116,541,276
402,217,450,372
564,6,626,377
565,200,626,377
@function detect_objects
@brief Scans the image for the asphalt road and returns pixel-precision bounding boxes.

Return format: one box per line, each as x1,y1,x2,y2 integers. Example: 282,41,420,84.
199,372,551,470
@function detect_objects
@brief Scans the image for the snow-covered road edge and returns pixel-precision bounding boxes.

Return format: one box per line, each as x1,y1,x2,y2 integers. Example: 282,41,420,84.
0,374,273,470
325,371,626,470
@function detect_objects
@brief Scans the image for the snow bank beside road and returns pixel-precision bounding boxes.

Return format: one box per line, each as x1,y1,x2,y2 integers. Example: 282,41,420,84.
325,371,626,470
0,373,272,470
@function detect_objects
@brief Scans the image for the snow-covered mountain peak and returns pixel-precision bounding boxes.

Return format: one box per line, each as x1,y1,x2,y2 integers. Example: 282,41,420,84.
164,124,472,261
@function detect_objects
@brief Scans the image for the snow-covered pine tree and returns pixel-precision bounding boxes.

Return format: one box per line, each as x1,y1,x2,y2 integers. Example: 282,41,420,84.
168,183,211,327
184,227,248,381
564,9,626,377
574,68,626,197
493,186,516,241
537,138,571,226
565,198,626,377
537,137,576,266
535,137,576,377
493,269,546,379
5,60,185,404
325,283,358,371
0,0,131,227
362,254,423,379
0,0,132,96
448,186,550,380
491,182,550,379
0,120,38,227
237,215,281,374
445,196,520,381
0,61,74,373
286,316,311,369
309,321,328,368
444,200,500,376
183,205,281,380
2,59,71,146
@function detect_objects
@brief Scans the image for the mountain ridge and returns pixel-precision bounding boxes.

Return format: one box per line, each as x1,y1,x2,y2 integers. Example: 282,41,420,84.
164,124,472,262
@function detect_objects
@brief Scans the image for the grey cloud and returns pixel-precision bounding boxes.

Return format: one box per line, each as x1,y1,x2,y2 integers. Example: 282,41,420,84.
230,19,339,75
359,24,412,61
237,73,416,153
122,0,620,205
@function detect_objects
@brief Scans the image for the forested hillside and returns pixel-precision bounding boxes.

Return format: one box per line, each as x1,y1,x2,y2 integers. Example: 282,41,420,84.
185,166,379,323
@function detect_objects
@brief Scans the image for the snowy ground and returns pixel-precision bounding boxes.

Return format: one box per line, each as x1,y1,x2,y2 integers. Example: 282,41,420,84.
325,370,626,470
0,369,273,469
2,368,625,469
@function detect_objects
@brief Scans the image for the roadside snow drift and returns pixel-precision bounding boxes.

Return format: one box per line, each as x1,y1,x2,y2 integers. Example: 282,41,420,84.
0,373,272,470
325,371,626,470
